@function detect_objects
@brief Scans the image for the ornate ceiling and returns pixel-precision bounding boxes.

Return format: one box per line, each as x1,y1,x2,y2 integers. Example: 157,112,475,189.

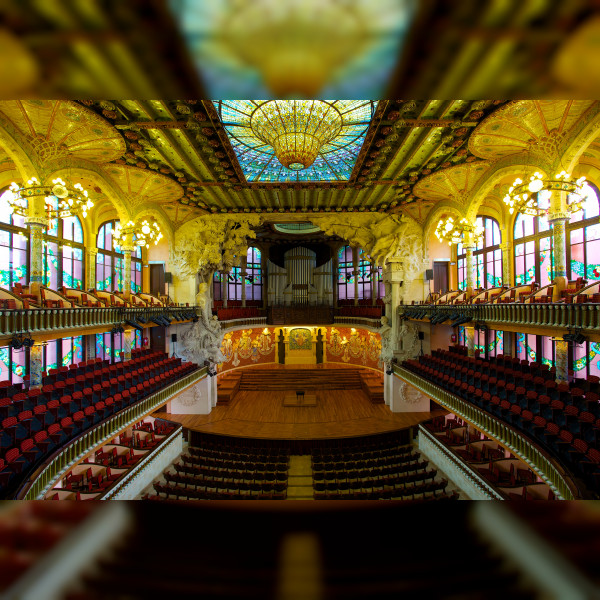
1,99,600,233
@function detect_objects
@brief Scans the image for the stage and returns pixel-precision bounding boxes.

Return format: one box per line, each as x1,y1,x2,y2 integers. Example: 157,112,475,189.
154,366,445,440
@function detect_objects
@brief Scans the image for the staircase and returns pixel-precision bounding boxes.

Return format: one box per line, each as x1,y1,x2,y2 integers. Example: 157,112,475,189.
238,368,363,391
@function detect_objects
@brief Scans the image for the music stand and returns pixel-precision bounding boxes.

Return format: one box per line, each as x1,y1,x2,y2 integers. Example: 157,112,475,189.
296,390,305,405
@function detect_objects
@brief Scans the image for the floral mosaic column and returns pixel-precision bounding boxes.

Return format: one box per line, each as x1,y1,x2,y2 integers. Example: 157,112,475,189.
123,329,133,361
29,344,43,388
465,325,475,357
549,212,569,280
86,248,98,290
464,245,476,293
122,244,135,300
554,339,569,383
500,241,511,286
332,254,338,308
25,217,48,284
241,257,247,308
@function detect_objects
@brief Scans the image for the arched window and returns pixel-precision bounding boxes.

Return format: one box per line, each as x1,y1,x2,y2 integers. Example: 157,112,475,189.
96,221,123,292
245,246,262,301
0,188,28,289
337,245,354,300
514,191,553,286
567,182,600,280
130,244,142,293
457,216,502,290
41,204,85,290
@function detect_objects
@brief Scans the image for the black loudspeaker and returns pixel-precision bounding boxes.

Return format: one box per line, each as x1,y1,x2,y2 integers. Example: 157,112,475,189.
165,272,173,284
418,332,425,340
171,333,177,343
425,269,434,280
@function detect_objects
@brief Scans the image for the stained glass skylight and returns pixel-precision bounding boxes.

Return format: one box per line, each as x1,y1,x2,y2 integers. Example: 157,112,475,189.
214,100,377,182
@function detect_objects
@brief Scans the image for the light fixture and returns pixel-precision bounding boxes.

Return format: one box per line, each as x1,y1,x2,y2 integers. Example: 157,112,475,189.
434,216,484,246
113,219,163,249
503,171,588,216
7,177,94,219
250,101,343,170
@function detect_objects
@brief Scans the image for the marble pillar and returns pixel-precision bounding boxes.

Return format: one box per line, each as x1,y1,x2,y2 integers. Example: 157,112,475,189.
29,344,43,388
465,325,475,357
86,248,98,290
25,217,48,285
122,245,135,299
123,329,134,361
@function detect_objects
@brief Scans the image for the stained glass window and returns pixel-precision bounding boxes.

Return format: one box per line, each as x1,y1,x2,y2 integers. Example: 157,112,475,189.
457,217,502,290
337,245,355,301
213,100,377,182
514,192,553,286
96,221,123,292
0,188,28,289
567,183,600,280
96,331,123,363
245,246,262,301
516,332,537,362
0,347,26,384
574,341,600,378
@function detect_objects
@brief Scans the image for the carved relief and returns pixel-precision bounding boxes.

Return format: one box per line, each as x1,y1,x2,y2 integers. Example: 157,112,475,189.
396,379,426,405
171,214,263,278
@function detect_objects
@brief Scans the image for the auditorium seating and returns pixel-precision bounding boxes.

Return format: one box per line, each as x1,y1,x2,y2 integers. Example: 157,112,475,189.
424,415,555,500
146,441,290,500
310,437,453,500
0,349,199,497
402,347,600,495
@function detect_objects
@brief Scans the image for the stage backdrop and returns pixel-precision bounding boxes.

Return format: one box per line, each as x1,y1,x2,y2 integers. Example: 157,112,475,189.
217,326,382,373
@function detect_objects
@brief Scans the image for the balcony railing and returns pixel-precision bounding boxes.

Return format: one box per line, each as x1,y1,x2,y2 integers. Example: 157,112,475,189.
16,367,206,500
394,365,582,500
0,305,200,341
334,315,382,328
398,302,600,334
418,424,504,500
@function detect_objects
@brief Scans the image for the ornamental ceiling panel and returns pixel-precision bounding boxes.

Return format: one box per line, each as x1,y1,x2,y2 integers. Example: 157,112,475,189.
468,100,597,161
103,164,184,207
213,100,377,182
413,161,493,203
0,100,125,163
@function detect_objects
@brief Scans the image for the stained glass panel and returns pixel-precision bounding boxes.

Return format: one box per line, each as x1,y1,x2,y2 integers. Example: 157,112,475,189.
214,100,377,182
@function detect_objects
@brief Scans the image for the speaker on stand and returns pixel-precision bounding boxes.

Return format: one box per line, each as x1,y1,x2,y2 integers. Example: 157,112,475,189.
171,332,178,358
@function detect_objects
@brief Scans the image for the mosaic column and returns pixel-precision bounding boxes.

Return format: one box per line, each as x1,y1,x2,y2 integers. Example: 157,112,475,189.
121,244,135,300
29,344,43,388
123,329,134,361
500,241,511,287
464,245,476,293
465,325,476,357
261,251,268,310
554,339,569,383
549,212,569,280
86,248,98,290
352,247,359,306
25,216,48,285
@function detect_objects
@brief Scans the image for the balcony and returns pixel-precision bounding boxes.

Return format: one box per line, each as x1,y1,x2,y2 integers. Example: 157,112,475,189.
399,302,600,340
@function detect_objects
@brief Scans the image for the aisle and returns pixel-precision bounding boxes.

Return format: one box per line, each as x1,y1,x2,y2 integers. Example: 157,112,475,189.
286,455,314,500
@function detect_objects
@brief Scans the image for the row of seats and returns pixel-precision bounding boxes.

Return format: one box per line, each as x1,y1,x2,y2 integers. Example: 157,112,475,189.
313,478,452,501
148,482,286,500
403,349,600,494
425,416,555,500
0,351,198,496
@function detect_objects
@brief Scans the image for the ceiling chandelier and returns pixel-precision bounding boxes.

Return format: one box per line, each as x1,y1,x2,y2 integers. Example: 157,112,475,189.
435,216,484,246
250,100,343,171
503,171,588,217
114,219,163,249
7,177,94,219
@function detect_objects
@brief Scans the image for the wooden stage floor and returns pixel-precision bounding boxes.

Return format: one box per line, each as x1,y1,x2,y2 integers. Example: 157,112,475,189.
154,387,446,441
